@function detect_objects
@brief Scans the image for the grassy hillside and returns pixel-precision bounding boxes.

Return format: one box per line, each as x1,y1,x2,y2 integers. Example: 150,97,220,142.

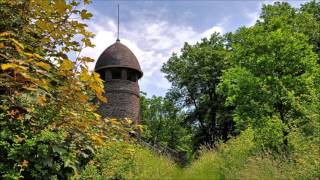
80,141,180,179
181,129,319,180
80,129,319,179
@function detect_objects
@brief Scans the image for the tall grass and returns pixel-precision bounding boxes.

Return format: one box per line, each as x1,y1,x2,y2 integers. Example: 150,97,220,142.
181,129,255,180
128,146,180,179
80,141,180,179
181,128,320,180
81,128,319,179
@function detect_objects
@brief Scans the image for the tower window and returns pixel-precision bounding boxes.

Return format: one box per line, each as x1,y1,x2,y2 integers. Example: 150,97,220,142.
97,70,105,81
127,69,137,82
111,68,121,79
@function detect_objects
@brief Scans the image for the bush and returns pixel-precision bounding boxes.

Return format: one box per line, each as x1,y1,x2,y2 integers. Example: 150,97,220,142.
0,0,106,178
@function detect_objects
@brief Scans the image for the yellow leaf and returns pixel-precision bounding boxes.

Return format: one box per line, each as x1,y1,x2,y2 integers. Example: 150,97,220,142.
89,82,106,102
110,118,120,125
36,20,47,29
33,53,43,59
60,59,74,70
79,94,89,103
92,72,102,82
97,93,107,103
0,63,26,71
0,43,4,48
78,123,88,131
24,52,34,57
55,0,68,13
79,69,90,81
35,62,51,71
23,86,38,91
89,82,103,94
83,0,91,5
79,57,94,63
39,79,49,90
37,95,46,106
19,72,31,79
0,32,11,37
70,111,78,117
10,38,24,49
15,64,28,72
93,113,101,120
137,125,144,133
1,63,15,70
15,135,24,143
15,46,23,53
91,135,104,145
80,9,92,20
26,107,35,112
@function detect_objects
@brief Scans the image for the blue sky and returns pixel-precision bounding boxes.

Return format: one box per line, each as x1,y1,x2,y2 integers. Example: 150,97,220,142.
82,0,308,97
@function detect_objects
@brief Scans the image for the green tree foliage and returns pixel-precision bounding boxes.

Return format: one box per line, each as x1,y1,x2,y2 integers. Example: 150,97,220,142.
0,0,111,178
218,2,319,152
162,33,236,150
140,93,192,161
259,1,320,61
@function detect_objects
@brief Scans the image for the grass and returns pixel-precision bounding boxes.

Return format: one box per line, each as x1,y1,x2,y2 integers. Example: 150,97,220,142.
80,129,320,179
127,146,181,179
180,128,319,180
80,141,180,179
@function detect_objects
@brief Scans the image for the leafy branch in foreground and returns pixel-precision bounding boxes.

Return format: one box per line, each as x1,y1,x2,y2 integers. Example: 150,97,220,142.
0,0,114,179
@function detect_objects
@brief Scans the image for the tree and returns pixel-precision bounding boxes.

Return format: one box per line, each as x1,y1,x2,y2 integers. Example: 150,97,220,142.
218,12,319,151
297,1,320,59
140,93,192,160
162,33,235,150
259,1,320,62
0,0,109,178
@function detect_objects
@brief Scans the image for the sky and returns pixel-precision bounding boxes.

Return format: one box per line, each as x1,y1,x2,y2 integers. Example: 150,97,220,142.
81,0,309,97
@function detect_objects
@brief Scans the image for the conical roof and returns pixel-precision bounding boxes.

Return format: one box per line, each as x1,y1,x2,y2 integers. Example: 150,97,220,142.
95,40,143,78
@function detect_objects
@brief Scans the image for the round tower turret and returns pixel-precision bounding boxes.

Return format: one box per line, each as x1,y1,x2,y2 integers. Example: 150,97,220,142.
95,40,143,123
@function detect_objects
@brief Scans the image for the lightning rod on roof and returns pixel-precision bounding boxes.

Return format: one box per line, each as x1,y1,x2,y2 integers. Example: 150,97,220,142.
117,4,120,41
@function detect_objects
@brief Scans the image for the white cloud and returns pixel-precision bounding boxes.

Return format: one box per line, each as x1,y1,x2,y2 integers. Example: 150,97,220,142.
243,10,259,27
202,26,224,39
81,10,226,97
242,0,309,28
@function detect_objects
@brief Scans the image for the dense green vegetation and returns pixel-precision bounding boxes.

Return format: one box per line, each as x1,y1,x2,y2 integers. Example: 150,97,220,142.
140,93,193,162
81,127,319,179
140,1,320,179
0,0,319,179
182,128,319,179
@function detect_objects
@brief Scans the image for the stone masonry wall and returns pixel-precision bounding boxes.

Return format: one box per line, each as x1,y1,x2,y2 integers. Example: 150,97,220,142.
98,79,140,123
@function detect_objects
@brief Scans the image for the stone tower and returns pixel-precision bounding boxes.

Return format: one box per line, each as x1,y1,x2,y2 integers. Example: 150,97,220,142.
94,39,143,123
